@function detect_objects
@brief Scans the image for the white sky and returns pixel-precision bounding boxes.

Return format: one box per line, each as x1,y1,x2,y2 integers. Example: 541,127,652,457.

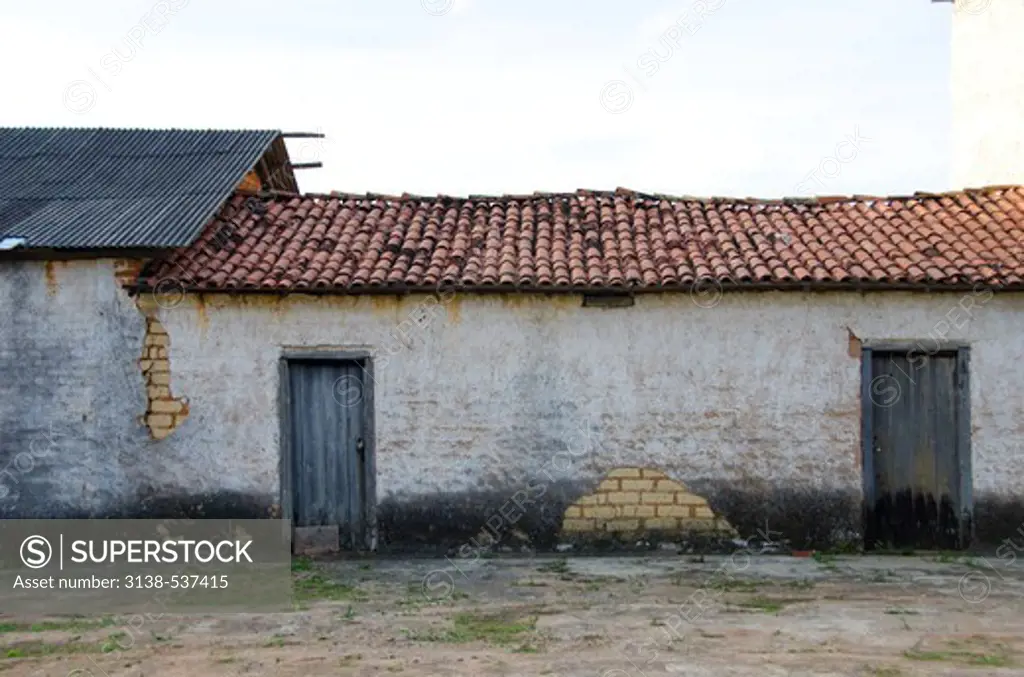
0,0,951,198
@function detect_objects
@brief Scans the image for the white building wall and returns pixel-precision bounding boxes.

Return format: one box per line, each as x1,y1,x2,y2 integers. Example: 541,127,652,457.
154,290,1024,530
5,258,1022,545
952,0,1024,187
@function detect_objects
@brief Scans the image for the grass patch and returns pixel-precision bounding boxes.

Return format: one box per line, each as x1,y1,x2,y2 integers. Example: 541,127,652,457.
903,637,1012,667
884,607,919,615
0,617,117,634
708,578,759,593
784,579,815,590
512,579,549,587
904,649,1010,666
2,640,107,659
733,596,803,614
867,667,902,677
291,557,313,572
293,569,367,602
406,612,538,646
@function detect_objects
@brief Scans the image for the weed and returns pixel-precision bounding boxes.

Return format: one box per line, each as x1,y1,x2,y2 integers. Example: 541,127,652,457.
812,551,838,570
101,631,129,653
536,559,569,575
291,557,312,572
884,608,918,615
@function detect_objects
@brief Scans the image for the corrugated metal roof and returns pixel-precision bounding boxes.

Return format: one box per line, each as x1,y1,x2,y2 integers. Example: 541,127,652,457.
0,127,280,249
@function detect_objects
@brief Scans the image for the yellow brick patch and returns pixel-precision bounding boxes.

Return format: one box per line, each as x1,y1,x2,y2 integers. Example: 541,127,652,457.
135,310,189,440
644,518,679,530
559,466,737,539
655,479,687,493
582,506,617,519
620,479,655,492
619,505,656,518
603,519,640,532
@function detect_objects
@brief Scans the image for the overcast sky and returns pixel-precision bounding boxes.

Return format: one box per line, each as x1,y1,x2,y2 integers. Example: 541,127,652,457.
0,0,951,198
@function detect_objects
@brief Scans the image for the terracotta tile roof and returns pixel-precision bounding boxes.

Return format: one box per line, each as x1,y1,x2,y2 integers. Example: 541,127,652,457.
139,186,1024,294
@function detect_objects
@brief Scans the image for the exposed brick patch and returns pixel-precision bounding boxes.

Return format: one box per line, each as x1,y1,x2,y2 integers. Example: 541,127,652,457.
113,259,147,289
847,327,862,358
561,467,736,538
135,299,189,440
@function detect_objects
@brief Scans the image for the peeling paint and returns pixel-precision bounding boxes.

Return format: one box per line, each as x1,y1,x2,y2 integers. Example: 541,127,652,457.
847,327,861,358
43,261,58,296
194,294,209,337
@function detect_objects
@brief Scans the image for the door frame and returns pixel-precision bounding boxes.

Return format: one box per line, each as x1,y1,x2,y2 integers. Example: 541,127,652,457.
278,349,377,551
860,341,972,548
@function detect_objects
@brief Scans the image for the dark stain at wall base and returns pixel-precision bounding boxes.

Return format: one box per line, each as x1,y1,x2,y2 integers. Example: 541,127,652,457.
29,488,1021,554
376,481,866,554
376,480,584,555
122,491,278,519
972,494,1024,547
701,485,863,551
34,492,278,520
864,490,962,550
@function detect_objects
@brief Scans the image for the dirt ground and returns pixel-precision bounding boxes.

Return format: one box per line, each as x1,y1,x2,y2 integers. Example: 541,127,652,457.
3,552,1024,676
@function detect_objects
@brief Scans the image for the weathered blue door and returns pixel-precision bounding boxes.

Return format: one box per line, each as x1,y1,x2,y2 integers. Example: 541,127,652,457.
866,351,966,549
288,360,368,549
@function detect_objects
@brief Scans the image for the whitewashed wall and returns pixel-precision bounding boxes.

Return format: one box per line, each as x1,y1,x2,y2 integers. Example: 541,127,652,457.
157,289,1024,503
